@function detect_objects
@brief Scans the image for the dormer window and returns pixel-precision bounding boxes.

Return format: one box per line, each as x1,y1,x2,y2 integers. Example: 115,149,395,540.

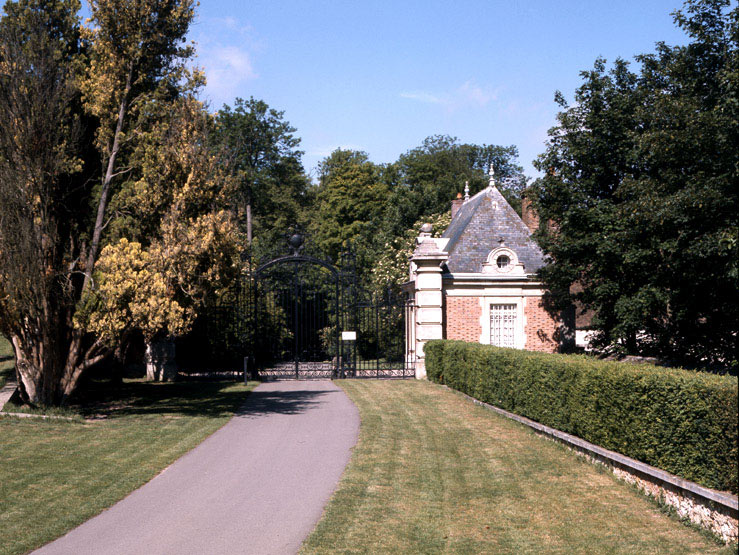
482,247,522,275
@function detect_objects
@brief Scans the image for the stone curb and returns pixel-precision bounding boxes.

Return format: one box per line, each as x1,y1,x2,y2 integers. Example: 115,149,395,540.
0,411,80,421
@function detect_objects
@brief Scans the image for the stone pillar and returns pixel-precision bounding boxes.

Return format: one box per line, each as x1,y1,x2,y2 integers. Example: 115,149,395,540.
410,225,448,379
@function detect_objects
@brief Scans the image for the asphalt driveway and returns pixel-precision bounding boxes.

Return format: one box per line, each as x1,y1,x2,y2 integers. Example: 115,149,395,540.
34,380,360,555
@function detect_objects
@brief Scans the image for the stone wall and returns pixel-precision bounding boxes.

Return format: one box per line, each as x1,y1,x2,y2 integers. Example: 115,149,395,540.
524,297,558,353
445,296,482,342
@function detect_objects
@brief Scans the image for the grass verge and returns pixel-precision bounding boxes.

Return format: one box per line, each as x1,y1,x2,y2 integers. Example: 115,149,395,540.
0,378,256,555
302,380,733,554
0,335,13,390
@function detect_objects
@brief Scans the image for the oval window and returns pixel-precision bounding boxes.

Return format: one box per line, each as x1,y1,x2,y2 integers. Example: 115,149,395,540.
496,255,510,269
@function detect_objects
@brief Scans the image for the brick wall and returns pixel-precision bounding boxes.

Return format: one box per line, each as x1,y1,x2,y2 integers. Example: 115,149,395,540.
445,296,482,342
525,297,558,352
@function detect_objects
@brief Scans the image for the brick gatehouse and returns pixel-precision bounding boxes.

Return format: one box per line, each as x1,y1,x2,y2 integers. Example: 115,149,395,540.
404,166,570,378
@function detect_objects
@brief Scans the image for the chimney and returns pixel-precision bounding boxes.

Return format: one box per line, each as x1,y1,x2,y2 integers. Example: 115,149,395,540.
521,196,539,234
451,192,464,219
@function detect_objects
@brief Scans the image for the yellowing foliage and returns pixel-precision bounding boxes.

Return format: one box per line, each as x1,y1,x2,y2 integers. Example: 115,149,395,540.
79,96,241,344
85,239,190,341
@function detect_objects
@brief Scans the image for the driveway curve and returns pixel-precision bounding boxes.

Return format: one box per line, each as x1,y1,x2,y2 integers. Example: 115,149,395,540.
34,380,359,555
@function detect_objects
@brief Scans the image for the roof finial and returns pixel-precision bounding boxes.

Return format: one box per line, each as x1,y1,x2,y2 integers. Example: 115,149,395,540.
488,163,497,190
463,180,470,201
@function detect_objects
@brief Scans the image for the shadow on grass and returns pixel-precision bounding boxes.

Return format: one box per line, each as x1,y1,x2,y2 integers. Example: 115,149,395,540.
235,388,333,418
74,380,251,420
0,355,12,363
74,379,334,420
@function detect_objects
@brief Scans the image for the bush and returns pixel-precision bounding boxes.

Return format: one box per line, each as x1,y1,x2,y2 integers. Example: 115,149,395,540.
424,340,738,493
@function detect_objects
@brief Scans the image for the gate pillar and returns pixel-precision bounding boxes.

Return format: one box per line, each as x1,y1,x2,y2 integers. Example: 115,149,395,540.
410,226,448,379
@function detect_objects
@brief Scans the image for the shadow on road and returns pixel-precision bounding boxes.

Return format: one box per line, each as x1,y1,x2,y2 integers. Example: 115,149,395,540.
236,387,334,418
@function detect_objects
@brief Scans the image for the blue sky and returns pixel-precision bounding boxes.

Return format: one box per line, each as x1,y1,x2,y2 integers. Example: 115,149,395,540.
191,1,691,180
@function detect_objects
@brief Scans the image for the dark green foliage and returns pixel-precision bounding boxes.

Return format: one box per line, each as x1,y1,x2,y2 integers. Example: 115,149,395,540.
425,340,738,493
381,135,525,241
213,97,310,258
530,0,738,367
309,149,389,267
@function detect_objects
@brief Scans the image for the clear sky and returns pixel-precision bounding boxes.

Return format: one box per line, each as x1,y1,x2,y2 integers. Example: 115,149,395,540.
191,1,692,180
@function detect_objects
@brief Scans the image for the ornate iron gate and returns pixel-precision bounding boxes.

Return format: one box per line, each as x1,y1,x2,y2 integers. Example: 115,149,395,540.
178,233,416,379
252,235,341,379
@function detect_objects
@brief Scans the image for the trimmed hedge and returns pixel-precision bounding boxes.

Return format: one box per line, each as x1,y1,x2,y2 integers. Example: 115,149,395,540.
425,340,738,494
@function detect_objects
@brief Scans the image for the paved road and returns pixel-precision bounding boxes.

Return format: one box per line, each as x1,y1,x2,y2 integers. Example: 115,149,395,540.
35,380,360,555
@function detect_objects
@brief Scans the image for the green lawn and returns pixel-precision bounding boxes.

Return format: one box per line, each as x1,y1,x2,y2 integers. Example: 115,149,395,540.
302,380,731,554
0,379,256,555
0,335,13,390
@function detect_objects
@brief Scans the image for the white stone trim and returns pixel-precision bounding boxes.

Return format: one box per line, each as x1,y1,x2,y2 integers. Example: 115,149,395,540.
482,247,526,277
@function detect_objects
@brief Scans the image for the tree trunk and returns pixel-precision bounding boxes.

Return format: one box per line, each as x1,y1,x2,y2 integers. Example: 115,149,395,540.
83,65,133,293
13,333,65,405
145,338,177,382
12,326,108,406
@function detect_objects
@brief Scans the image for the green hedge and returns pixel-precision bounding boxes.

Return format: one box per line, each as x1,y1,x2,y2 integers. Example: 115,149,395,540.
425,340,738,494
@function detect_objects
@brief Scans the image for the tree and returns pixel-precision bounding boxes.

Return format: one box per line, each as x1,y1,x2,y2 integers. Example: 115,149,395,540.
0,0,91,404
530,0,738,368
382,135,525,241
309,149,389,266
0,0,230,403
76,97,240,379
371,211,452,294
213,97,309,257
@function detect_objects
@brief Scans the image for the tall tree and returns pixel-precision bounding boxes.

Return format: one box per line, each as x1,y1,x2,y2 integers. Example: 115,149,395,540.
309,149,389,266
76,97,240,380
0,0,226,404
213,97,309,257
0,0,90,405
530,0,738,368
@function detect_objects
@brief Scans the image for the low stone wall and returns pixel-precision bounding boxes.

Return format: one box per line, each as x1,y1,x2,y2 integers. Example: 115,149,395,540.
574,442,737,543
450,387,738,544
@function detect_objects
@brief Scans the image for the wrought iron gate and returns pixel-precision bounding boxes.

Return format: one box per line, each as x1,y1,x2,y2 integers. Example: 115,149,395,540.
178,233,416,379
252,240,340,379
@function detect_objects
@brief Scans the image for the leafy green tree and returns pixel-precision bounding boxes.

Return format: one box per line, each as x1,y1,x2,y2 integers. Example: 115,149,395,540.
371,211,452,293
213,97,309,257
76,97,241,380
382,135,525,240
530,0,738,368
309,149,389,266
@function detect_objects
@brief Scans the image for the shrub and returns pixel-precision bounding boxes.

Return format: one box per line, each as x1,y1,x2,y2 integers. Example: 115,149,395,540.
424,340,738,493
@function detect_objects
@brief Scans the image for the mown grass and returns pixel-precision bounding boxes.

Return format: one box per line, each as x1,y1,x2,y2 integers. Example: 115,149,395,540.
0,335,13,390
302,380,733,555
0,378,256,555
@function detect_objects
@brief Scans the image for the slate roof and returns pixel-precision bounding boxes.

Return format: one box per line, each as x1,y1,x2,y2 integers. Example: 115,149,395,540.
441,185,546,274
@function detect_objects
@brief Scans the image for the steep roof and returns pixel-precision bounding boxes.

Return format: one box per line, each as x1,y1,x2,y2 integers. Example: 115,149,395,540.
441,185,546,274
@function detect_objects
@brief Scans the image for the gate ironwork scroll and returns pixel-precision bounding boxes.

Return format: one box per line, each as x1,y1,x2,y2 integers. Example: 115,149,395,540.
178,232,416,379
252,233,340,379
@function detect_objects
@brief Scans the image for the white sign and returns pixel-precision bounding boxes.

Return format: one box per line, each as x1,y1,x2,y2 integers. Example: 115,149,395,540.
341,331,357,341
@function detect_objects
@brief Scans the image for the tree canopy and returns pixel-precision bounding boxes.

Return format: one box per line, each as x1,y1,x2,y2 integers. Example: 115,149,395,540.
530,0,738,368
381,135,525,240
309,149,389,266
213,97,309,257
0,0,239,404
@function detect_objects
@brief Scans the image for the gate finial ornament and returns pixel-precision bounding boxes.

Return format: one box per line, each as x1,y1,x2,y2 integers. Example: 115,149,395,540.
288,232,304,255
